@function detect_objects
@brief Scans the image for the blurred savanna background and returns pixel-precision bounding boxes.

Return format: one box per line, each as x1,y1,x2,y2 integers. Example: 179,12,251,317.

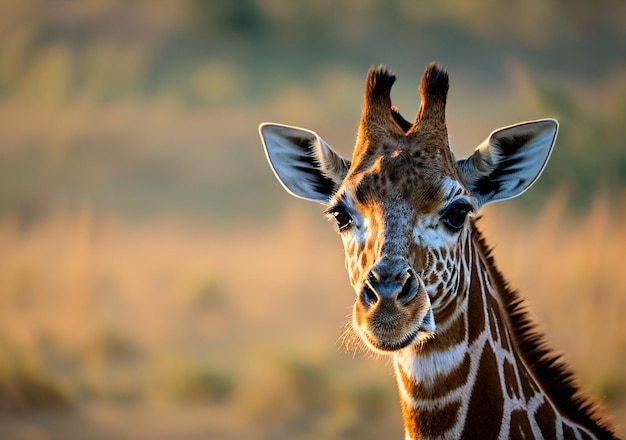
1,0,625,438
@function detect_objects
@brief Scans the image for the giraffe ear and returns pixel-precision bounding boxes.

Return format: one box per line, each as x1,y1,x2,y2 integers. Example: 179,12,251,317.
259,123,351,203
456,119,558,208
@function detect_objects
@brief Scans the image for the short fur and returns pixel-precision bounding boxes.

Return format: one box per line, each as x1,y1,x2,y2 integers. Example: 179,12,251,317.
259,61,616,439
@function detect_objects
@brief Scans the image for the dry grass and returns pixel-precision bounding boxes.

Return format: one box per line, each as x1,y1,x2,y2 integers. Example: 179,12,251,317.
0,195,624,438
1,3,624,438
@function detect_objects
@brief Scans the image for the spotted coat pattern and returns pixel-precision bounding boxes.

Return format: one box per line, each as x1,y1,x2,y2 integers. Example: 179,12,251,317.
260,63,615,439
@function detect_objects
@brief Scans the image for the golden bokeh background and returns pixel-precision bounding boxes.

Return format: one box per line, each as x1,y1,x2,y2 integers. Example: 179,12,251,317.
1,1,625,438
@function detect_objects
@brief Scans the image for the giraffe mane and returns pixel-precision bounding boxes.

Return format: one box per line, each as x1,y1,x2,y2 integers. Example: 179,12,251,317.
471,218,616,439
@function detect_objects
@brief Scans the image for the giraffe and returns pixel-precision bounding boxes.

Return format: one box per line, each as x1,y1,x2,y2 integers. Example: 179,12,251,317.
258,63,616,439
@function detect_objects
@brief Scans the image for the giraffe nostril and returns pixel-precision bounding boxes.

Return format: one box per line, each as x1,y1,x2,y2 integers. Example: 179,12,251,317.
397,271,416,303
361,283,378,307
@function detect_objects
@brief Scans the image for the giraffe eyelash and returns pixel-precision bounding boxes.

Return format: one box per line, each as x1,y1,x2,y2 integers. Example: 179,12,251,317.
326,205,354,232
440,200,474,232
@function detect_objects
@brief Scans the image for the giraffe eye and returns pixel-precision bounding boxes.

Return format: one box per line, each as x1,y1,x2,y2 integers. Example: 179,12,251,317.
441,201,473,232
329,207,354,232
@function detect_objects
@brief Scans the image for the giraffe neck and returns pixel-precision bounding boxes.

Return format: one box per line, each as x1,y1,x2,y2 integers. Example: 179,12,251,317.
393,224,613,440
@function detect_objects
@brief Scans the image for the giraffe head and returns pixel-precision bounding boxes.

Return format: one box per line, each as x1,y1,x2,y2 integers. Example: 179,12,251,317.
260,63,557,353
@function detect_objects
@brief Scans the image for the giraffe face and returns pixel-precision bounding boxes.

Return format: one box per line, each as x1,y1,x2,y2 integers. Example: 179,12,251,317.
326,147,472,352
260,63,557,356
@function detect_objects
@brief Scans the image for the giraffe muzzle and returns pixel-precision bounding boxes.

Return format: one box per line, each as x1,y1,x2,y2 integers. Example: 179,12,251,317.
354,260,435,352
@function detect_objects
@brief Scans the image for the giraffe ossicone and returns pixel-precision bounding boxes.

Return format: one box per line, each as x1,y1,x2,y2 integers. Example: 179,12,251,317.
259,63,616,439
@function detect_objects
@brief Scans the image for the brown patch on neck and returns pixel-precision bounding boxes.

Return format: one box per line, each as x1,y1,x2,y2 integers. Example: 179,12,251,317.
402,397,462,439
467,249,486,344
510,409,535,438
461,343,504,438
419,303,465,358
398,351,471,401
